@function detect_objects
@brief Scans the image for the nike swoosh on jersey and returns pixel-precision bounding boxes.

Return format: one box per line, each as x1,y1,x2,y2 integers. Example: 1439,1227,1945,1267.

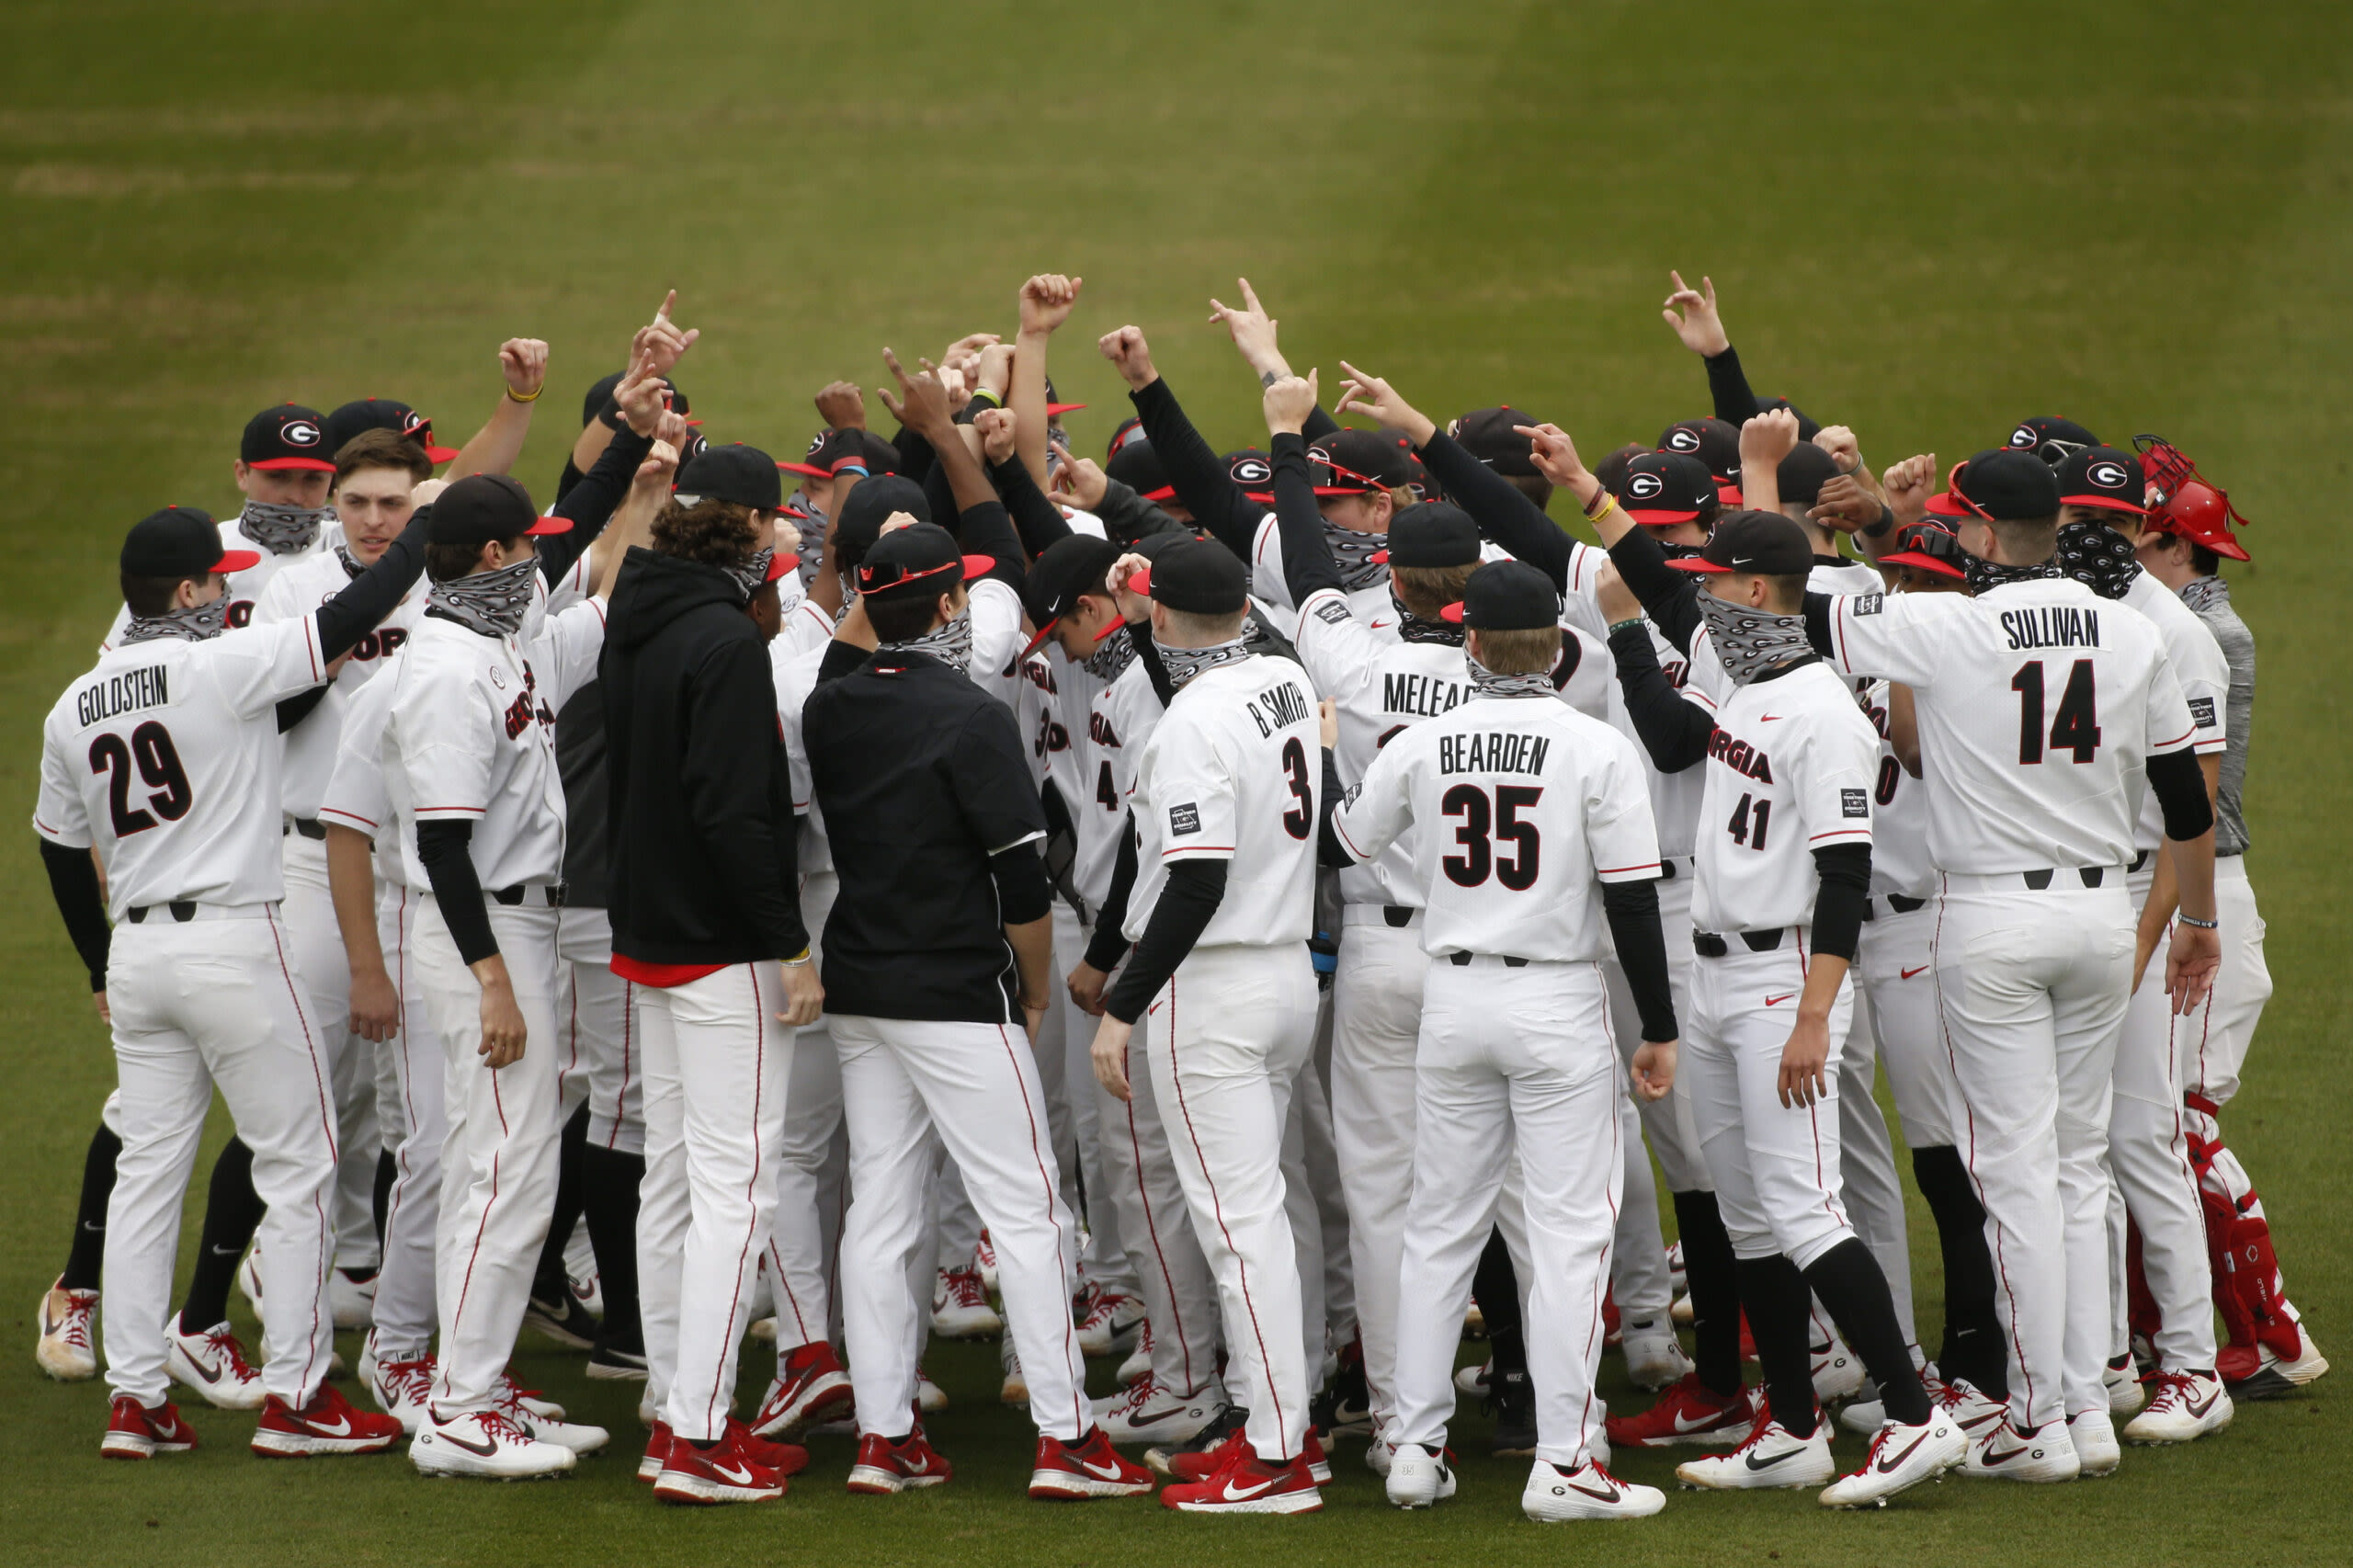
1900,965,1929,980
1758,714,1786,722
1874,1431,1928,1472
1764,993,1796,1006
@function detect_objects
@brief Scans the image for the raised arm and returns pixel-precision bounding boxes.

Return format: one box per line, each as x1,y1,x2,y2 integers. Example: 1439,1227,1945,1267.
1101,326,1265,561
1660,270,1761,426
446,338,551,478
1263,373,1347,606
1012,274,1081,488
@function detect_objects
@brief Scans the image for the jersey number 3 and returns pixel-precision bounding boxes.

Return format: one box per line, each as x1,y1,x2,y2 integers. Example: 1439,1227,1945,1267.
89,722,192,836
2011,659,2101,765
1441,784,1542,891
1279,737,1313,840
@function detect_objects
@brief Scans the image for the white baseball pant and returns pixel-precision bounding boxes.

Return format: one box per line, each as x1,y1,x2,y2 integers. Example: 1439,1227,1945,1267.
1603,859,1709,1329
1856,904,1958,1148
1141,943,1319,1464
370,886,448,1362
1282,1045,1345,1383
1329,906,1427,1439
1836,986,1916,1345
1685,931,1859,1269
633,961,790,1443
282,830,382,1276
1933,873,2130,1431
2175,858,2268,1108
1052,904,1140,1298
556,907,642,1155
763,869,848,1350
1099,1000,1223,1397
103,905,339,1408
1393,956,1620,1468
415,896,563,1415
834,1013,1088,1440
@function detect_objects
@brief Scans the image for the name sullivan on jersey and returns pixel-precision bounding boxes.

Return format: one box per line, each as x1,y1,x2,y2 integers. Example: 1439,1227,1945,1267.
1245,679,1312,737
1438,731,1551,778
76,665,169,728
2002,606,2101,651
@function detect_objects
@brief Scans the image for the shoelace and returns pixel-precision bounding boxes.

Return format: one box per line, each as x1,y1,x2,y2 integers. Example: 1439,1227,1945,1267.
2140,1370,2194,1410
1082,1290,1131,1331
207,1325,259,1381
384,1358,434,1405
474,1410,535,1445
945,1271,987,1309
59,1296,96,1350
1110,1375,1163,1417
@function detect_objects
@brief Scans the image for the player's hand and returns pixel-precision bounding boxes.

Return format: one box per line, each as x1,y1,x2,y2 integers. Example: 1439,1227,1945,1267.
350,967,401,1042
1210,278,1289,380
876,348,954,438
1098,326,1158,391
1740,408,1801,468
612,346,668,437
476,971,527,1069
1334,360,1436,447
1631,1038,1677,1101
1514,422,1591,490
412,477,449,507
2164,921,2222,1017
93,990,110,1028
1020,273,1083,335
499,338,551,400
632,289,699,377
1809,473,1880,534
1813,424,1862,475
881,510,921,536
1066,960,1109,1017
1021,998,1050,1046
1881,453,1938,528
1263,369,1319,437
1090,1014,1134,1102
1317,696,1339,750
1049,444,1108,512
1108,552,1154,622
775,959,824,1028
939,331,1002,381
973,340,1016,403
1776,1012,1830,1108
815,380,867,431
1597,562,1642,625
770,513,803,559
974,406,1018,465
1660,270,1730,357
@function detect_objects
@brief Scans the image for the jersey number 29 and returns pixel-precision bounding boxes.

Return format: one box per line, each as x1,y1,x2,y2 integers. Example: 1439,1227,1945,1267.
89,722,192,836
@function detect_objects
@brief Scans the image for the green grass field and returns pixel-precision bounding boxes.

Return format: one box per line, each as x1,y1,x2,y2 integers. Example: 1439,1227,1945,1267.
4,2,2350,1562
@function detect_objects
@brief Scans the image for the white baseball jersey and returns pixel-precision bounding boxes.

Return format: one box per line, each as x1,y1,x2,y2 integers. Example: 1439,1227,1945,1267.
1811,555,1882,597
968,576,1029,711
2120,572,2227,850
1246,514,1395,632
1070,652,1164,907
254,550,426,821
1124,653,1319,949
99,508,344,652
36,616,334,918
1021,648,1086,799
1680,654,1879,935
1859,680,1934,902
1820,577,2198,874
1328,693,1661,961
317,662,409,889
773,635,833,877
382,602,605,893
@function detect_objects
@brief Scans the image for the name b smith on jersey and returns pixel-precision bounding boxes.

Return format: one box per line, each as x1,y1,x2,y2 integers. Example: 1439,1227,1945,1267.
1245,677,1312,736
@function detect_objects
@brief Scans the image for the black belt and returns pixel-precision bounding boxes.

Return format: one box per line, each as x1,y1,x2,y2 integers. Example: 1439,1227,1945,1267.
127,902,198,925
1692,928,1785,958
283,818,325,840
2129,849,2150,874
1384,905,1414,928
492,882,568,908
1448,951,1529,968
1657,858,1678,881
2020,868,2119,891
1863,892,1927,921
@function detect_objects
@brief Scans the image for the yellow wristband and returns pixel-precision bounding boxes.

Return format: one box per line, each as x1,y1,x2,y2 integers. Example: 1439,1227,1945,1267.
506,383,544,403
1586,492,1618,524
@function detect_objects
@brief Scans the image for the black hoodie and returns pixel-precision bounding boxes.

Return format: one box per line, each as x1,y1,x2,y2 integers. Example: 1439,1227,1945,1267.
600,547,806,967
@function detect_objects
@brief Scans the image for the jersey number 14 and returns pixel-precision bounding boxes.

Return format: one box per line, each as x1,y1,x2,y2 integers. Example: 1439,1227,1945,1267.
2012,659,2101,765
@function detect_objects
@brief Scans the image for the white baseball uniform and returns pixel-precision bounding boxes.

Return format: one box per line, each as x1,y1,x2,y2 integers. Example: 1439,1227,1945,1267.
100,504,339,649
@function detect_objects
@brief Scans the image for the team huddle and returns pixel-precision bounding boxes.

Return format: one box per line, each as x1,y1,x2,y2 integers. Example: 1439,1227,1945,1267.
30,272,2322,1518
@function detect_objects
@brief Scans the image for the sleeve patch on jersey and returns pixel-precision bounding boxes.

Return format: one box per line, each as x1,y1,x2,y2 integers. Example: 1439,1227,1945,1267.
1850,593,1884,617
1313,599,1352,626
1169,802,1202,836
2188,696,2217,728
1841,788,1869,818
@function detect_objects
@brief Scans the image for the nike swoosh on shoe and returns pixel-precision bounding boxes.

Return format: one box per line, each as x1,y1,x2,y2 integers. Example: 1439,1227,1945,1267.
1874,1432,1928,1472
1745,1447,1802,1471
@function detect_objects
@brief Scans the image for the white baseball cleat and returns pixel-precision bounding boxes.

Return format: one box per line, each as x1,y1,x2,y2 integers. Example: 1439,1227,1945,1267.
1810,1329,1865,1404
1839,1396,1886,1435
2226,1331,2330,1399
1454,1358,1493,1397
1676,1415,1835,1490
931,1267,1001,1339
328,1270,376,1330
1116,1321,1154,1387
495,1382,607,1454
2104,1352,2146,1415
567,1268,603,1320
916,1369,949,1414
1962,1416,2080,1482
747,1317,778,1344
1384,1442,1457,1508
1622,1321,1694,1392
412,1409,578,1479
1000,1336,1028,1408
1524,1458,1665,1521
2069,1410,2120,1476
1818,1414,1966,1507
37,1279,99,1381
1362,1433,1395,1475
973,1231,999,1295
165,1319,266,1410
2122,1370,2232,1445
1670,1291,1696,1327
1937,1377,2008,1443
358,1336,437,1435
1096,1375,1225,1446
499,1373,565,1423
236,1246,264,1308
1074,1285,1146,1358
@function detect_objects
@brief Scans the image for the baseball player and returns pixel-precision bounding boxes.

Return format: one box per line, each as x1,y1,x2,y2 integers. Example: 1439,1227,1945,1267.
318,335,551,481
1599,506,1961,1507
1806,449,2222,1480
2129,460,2325,1395
1322,557,1677,1523
36,501,431,1459
1086,538,1327,1514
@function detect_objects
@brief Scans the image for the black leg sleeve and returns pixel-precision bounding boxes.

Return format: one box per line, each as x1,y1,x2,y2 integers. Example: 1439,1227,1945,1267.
532,1102,591,1296
372,1147,396,1256
61,1123,122,1291
1800,1236,1930,1425
1736,1251,1821,1437
1912,1144,2007,1399
1471,1227,1527,1378
1672,1189,1745,1399
177,1138,264,1333
582,1144,644,1349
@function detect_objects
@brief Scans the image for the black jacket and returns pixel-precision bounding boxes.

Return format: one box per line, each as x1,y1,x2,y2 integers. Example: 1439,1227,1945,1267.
600,548,806,966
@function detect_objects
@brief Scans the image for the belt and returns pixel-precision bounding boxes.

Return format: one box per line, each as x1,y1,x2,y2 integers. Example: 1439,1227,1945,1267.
2126,849,2151,875
125,901,265,924
1447,951,1529,968
127,901,198,925
1692,928,1788,958
1864,892,1928,921
2020,868,2119,891
282,818,326,841
1340,904,1422,929
1941,867,2129,895
1655,856,1686,881
492,882,568,908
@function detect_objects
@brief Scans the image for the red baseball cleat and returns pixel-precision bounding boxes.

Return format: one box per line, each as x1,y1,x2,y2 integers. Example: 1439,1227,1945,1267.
252,1383,402,1457
1029,1426,1154,1499
638,1420,671,1483
101,1395,199,1460
847,1427,953,1494
753,1340,855,1438
1160,1441,1322,1514
1606,1371,1753,1449
654,1421,786,1505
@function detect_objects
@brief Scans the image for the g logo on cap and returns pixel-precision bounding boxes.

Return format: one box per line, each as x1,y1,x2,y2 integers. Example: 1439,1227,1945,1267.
1628,472,1665,500
805,432,826,457
1231,457,1270,485
1665,428,1700,453
2007,424,2039,449
283,420,322,448
2087,460,2130,490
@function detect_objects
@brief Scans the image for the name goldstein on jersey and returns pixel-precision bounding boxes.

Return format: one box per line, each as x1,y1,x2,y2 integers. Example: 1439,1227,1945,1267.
75,665,169,728
1245,679,1312,736
1438,730,1551,778
2003,606,2102,651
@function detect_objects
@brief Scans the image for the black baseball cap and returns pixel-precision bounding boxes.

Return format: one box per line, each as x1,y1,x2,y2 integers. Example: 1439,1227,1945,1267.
2053,446,2147,516
675,443,783,511
1021,535,1125,655
1312,428,1418,496
121,506,261,578
1223,449,1274,504
1754,396,1822,441
2006,415,2099,465
323,398,457,464
1878,519,1968,580
1440,559,1559,629
857,521,992,600
1106,415,1148,460
1106,439,1176,504
1774,443,1842,509
1615,450,1716,524
835,474,931,574
1668,509,1813,576
1926,449,2063,522
1657,417,1745,494
1370,501,1481,567
242,404,336,472
1129,537,1246,615
582,372,691,431
1449,407,1540,477
427,472,568,548
780,427,898,480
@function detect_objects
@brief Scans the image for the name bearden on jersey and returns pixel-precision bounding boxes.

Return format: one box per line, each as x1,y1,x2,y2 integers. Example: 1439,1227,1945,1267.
1437,730,1550,778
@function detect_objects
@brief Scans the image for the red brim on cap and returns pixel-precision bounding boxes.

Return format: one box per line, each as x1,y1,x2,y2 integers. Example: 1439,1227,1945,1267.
2058,493,2149,516
213,548,263,574
1046,403,1086,416
1312,483,1378,497
1370,549,1390,564
1877,550,1965,580
1923,491,1968,517
1019,619,1060,659
247,457,337,472
1626,507,1702,525
1439,602,1467,623
1715,482,1744,504
766,552,801,583
1140,484,1176,503
524,514,574,536
423,443,460,465
777,460,829,478
1123,567,1152,596
1666,557,1733,574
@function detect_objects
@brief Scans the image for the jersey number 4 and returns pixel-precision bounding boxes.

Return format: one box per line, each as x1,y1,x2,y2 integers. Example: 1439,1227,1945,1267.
1442,784,1543,890
89,722,192,836
2012,659,2101,765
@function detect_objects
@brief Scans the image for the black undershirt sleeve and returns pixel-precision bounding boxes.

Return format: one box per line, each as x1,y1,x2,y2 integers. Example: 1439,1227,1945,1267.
1601,879,1677,1042
415,819,498,964
989,841,1053,926
1802,590,1836,658
312,506,433,662
889,425,936,485
1705,346,1761,427
953,496,1030,592
40,840,110,992
2147,748,2216,842
1302,403,1342,445
1415,431,1572,587
538,426,654,586
1084,816,1140,973
990,454,1074,559
1809,842,1872,962
1603,525,1702,653
1271,433,1346,604
1608,624,1714,772
1128,378,1264,562
1103,857,1229,1024
276,685,330,733
1317,746,1356,869
1093,478,1187,548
